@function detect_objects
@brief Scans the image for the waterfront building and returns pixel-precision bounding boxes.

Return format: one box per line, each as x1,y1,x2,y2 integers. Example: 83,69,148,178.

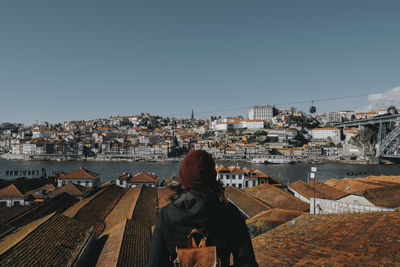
116,172,159,188
310,128,340,142
0,178,53,207
57,168,101,189
249,105,273,121
216,164,269,189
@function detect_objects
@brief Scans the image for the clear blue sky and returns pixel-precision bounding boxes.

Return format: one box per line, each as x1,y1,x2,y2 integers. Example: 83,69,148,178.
1,0,400,124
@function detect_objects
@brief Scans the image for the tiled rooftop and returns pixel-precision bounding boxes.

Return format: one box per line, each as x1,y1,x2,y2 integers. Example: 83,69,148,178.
308,179,348,200
61,167,100,179
225,186,271,218
131,186,157,227
252,212,400,266
48,182,92,198
244,183,309,211
103,187,141,234
157,187,173,210
5,192,79,232
116,220,151,267
246,208,305,238
0,213,95,267
0,206,30,225
96,221,126,267
73,185,127,235
289,180,329,199
361,184,400,208
128,172,158,183
63,186,109,218
324,178,384,193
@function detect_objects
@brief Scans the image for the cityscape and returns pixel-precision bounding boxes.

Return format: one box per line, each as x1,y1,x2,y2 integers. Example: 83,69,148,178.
1,104,400,164
2,0,400,266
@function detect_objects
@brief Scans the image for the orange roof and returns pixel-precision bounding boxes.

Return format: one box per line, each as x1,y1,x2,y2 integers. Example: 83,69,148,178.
48,183,92,197
0,184,24,198
245,183,309,211
60,168,99,180
225,186,271,218
216,165,230,173
246,208,305,237
128,172,158,183
253,212,400,265
228,165,244,174
157,187,173,210
324,178,384,193
289,180,329,199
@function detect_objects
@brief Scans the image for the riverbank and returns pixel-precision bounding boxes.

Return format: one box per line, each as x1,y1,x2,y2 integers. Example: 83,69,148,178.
0,153,387,165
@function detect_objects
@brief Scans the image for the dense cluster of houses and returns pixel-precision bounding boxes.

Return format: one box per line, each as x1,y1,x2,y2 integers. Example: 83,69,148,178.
1,106,397,162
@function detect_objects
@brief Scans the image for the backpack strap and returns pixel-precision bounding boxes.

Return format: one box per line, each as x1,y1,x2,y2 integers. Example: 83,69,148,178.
187,229,207,248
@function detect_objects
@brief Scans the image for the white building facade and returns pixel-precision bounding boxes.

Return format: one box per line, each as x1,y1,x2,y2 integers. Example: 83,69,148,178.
311,128,340,142
248,105,273,121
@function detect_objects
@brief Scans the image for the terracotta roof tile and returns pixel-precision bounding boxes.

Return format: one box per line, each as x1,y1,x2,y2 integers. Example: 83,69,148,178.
246,208,305,238
216,165,230,173
0,213,95,266
5,193,79,231
116,220,151,267
244,183,309,211
128,172,158,183
0,206,30,225
63,186,109,218
0,184,24,198
73,185,127,235
96,220,127,267
308,179,348,200
361,184,400,207
157,187,173,210
324,178,385,193
48,183,92,198
103,187,141,234
289,180,329,199
225,186,271,218
60,168,100,180
252,212,400,266
131,186,158,227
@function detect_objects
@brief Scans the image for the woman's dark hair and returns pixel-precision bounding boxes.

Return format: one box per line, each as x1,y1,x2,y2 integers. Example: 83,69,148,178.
168,179,227,204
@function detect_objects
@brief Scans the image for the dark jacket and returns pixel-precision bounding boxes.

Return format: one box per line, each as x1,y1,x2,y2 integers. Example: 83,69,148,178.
146,191,258,267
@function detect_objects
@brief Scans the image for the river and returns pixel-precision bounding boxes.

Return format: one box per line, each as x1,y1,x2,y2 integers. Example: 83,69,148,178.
1,158,400,184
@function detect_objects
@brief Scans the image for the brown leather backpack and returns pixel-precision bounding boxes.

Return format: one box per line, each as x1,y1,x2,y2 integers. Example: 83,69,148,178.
173,229,221,267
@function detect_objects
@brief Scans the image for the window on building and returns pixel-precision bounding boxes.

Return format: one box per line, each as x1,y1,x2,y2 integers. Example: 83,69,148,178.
238,184,242,189
77,181,81,185
232,183,236,187
14,201,21,206
245,181,248,187
232,175,236,180
5,171,9,176
0,201,7,206
86,181,89,186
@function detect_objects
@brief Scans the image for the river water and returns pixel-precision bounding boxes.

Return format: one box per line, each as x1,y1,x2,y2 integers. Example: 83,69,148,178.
1,158,400,184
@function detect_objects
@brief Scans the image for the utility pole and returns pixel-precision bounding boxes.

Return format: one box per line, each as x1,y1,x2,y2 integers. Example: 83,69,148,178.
310,167,317,214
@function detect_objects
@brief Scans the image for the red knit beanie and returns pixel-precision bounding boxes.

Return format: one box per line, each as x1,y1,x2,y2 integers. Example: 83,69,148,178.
179,150,217,190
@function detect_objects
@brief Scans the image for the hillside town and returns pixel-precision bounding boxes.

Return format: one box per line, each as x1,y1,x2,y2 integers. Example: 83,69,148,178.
1,105,399,164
